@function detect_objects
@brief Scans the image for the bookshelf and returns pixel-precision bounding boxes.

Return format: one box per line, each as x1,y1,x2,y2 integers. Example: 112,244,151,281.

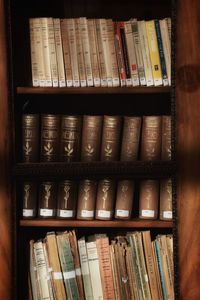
4,0,200,298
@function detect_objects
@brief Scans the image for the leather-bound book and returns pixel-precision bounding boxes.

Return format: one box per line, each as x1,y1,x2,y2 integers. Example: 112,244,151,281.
95,179,116,220
22,114,39,162
38,182,57,218
140,116,162,161
139,180,159,219
114,180,134,219
160,179,172,220
81,115,103,161
77,179,97,220
60,115,82,162
57,180,77,219
161,116,171,160
40,114,60,162
120,116,141,161
22,182,37,218
100,115,122,161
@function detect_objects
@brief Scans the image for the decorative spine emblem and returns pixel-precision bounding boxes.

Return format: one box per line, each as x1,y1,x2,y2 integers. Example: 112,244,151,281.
23,142,32,155
24,184,30,208
104,144,112,157
64,143,74,156
44,142,53,155
83,183,90,202
85,144,94,155
44,184,51,207
64,185,70,208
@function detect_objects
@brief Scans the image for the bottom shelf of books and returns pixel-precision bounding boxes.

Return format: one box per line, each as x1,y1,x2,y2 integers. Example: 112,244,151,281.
25,228,174,299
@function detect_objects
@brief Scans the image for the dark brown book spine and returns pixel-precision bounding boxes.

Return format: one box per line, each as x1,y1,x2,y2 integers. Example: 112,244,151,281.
139,180,159,219
140,116,162,161
60,115,82,162
40,114,60,162
77,179,97,220
120,116,142,161
161,116,171,160
100,115,122,161
22,182,37,218
38,182,57,218
114,180,134,219
57,180,77,219
22,114,39,162
159,179,172,220
95,179,116,220
81,115,103,161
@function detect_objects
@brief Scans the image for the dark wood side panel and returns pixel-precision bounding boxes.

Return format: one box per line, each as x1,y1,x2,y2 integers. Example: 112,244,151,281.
176,0,200,299
0,0,11,299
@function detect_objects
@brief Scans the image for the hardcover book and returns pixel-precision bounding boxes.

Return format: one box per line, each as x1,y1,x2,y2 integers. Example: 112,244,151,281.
57,180,78,219
22,182,38,218
38,182,57,218
77,179,97,220
22,114,39,162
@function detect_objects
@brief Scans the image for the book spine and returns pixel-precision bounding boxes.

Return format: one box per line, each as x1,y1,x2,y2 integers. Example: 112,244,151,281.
114,21,126,86
159,19,171,86
77,179,97,220
38,182,57,218
160,179,173,220
120,116,142,161
139,180,159,219
161,115,171,160
40,18,52,87
60,115,82,162
100,115,122,161
47,18,59,87
75,18,87,87
114,180,134,219
22,182,37,218
154,240,167,300
40,114,60,162
57,180,77,219
29,18,40,87
81,115,103,162
22,114,39,162
29,240,40,300
95,179,116,220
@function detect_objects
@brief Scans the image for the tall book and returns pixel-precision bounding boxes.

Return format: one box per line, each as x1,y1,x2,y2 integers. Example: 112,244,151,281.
40,18,52,87
29,240,40,300
161,115,172,160
159,18,171,86
38,182,57,218
100,115,121,161
77,179,97,220
29,18,40,87
140,116,162,161
114,21,126,86
139,180,159,219
95,179,116,220
75,18,87,87
159,179,173,221
22,114,39,162
57,180,77,219
81,115,103,162
40,114,60,162
120,116,142,161
22,182,37,219
60,115,82,162
114,180,134,220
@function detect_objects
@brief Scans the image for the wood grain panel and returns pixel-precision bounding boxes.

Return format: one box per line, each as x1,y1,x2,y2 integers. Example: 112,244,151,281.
176,0,200,299
0,1,11,299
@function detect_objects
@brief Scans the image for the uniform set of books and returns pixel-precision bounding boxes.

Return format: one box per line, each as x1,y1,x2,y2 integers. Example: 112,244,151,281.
22,177,172,221
22,114,171,163
29,230,174,299
29,17,171,88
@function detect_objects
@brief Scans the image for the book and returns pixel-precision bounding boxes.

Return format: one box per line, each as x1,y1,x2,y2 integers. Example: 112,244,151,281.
139,180,159,219
22,114,39,162
40,18,52,87
81,115,103,162
29,240,40,300
57,180,77,219
77,179,97,220
114,21,126,86
161,115,172,160
22,182,37,218
159,18,171,86
38,182,57,218
29,18,40,87
114,180,134,219
40,114,60,162
159,179,173,221
75,18,87,87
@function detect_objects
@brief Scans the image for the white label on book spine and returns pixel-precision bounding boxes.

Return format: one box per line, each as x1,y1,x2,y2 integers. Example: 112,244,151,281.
53,272,63,279
75,268,81,276
23,209,34,217
97,210,111,218
116,210,129,217
163,211,172,219
63,270,76,279
40,209,53,217
141,210,155,217
81,210,94,218
59,210,73,218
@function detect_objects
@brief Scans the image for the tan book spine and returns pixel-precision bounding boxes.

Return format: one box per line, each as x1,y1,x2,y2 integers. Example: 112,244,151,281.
40,114,60,162
57,180,77,219
100,115,121,161
53,18,66,87
40,18,52,87
139,180,159,219
125,245,138,299
60,115,82,162
120,116,142,161
75,18,87,87
140,116,162,161
159,19,171,86
114,180,134,219
151,241,163,299
60,19,73,87
38,182,57,218
23,182,37,218
110,243,121,300
43,241,55,299
47,18,59,87
81,115,103,162
161,115,171,160
29,18,40,87
77,179,97,220
22,114,39,162
159,179,172,220
29,240,41,300
95,179,116,220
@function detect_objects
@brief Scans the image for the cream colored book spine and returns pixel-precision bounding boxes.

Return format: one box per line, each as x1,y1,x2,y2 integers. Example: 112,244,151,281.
29,18,40,87
75,18,87,87
60,18,73,87
43,241,55,299
40,18,52,87
159,19,171,86
53,18,66,87
138,20,154,86
29,240,40,300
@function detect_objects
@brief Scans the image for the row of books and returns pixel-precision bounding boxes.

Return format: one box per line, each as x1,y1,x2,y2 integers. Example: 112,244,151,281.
23,178,172,221
29,230,174,300
22,114,171,162
29,17,171,88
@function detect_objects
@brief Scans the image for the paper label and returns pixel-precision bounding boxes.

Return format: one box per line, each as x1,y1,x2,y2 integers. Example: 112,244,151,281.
163,211,172,219
141,210,155,217
81,210,94,218
63,270,76,279
23,209,34,217
97,210,111,218
116,210,129,217
53,272,63,279
40,209,53,217
59,210,73,218
75,268,81,276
